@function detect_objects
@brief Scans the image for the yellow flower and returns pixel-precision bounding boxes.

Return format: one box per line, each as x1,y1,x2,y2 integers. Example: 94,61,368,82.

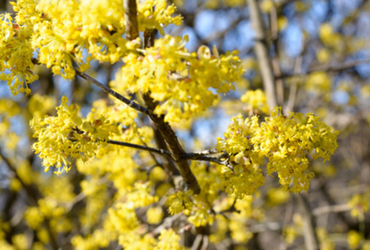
347,230,362,250
112,35,242,124
348,194,369,218
241,89,269,114
31,96,112,174
24,207,44,229
218,107,339,193
146,207,164,224
155,229,182,250
167,190,193,215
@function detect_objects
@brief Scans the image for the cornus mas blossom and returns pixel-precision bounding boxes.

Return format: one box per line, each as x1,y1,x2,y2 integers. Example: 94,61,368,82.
112,36,242,123
217,107,339,193
30,96,112,174
0,0,341,249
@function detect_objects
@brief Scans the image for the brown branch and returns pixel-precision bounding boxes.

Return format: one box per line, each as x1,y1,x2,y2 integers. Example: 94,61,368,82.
187,148,220,156
124,2,201,194
124,0,139,40
142,94,201,194
107,139,172,158
295,193,320,250
285,56,302,113
109,140,232,169
270,4,284,106
247,0,277,109
74,70,149,115
277,58,370,79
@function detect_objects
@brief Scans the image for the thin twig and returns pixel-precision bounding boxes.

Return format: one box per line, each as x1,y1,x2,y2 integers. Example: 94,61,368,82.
151,213,183,235
187,148,220,156
285,56,302,113
75,70,149,115
313,204,351,216
107,139,172,158
278,58,370,79
270,4,284,107
295,193,320,250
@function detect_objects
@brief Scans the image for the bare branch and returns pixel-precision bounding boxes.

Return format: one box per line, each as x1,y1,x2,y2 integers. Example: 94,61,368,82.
107,139,172,159
278,58,370,79
75,70,149,115
285,56,302,113
186,148,221,156
295,193,320,250
124,0,139,40
122,1,201,194
247,0,277,109
313,204,351,216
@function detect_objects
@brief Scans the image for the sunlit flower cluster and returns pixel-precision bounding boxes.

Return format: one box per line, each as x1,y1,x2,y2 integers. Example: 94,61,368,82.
1,0,182,89
112,35,243,123
217,107,339,193
137,0,183,35
0,12,38,95
31,96,113,174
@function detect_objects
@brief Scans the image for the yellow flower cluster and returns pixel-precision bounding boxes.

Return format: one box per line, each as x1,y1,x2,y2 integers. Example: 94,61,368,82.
348,193,369,218
305,71,332,96
0,13,38,95
138,0,183,35
31,96,112,174
241,89,269,114
217,107,339,193
1,0,182,90
155,229,182,250
112,35,243,123
167,190,194,215
0,99,21,148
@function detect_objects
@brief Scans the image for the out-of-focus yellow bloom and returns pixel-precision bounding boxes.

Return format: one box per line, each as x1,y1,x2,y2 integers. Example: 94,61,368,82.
155,229,182,250
28,94,56,119
319,23,342,49
305,71,331,95
317,227,335,250
283,226,300,245
127,182,158,208
36,228,50,244
188,203,215,227
260,0,274,13
229,217,252,243
266,187,290,207
241,89,269,114
348,194,369,218
317,48,331,63
12,234,29,250
278,16,288,31
295,1,310,12
24,207,44,229
348,230,362,249
362,241,370,250
118,232,156,250
146,207,164,224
